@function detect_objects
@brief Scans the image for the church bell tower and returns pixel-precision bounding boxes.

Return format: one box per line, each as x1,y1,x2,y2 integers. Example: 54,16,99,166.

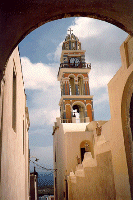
58,29,94,123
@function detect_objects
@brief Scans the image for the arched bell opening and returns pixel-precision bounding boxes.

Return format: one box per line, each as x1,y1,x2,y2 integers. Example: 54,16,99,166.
72,102,85,123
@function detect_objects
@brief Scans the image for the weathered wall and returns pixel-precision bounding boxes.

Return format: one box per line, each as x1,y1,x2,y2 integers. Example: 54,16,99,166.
68,151,116,200
67,120,116,200
65,130,93,173
0,47,30,200
53,120,66,200
53,121,91,200
108,35,133,199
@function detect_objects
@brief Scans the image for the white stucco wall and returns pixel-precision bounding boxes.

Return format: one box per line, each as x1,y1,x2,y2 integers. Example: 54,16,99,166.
107,36,133,199
53,121,94,199
0,47,30,200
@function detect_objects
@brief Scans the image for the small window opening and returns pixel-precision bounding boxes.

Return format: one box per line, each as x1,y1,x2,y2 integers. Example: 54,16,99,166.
23,120,25,154
12,68,16,132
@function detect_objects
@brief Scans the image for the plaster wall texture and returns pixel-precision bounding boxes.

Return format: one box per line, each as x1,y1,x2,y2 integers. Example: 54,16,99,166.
67,121,115,200
68,151,116,200
53,121,92,199
65,130,93,173
107,36,133,199
0,47,29,200
53,122,66,200
53,114,116,199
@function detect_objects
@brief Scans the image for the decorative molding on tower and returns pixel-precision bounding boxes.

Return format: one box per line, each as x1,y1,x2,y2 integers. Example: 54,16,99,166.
58,32,94,123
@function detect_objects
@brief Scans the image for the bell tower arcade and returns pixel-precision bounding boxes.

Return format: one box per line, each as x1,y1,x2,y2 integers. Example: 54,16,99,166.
58,30,94,123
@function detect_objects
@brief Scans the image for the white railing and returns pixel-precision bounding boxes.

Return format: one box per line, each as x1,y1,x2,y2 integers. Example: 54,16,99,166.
75,118,85,123
61,118,89,123
61,119,72,123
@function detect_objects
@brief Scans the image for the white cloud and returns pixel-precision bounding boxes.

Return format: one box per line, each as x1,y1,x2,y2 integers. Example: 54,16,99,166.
53,42,62,62
29,107,60,127
47,42,62,62
21,57,58,90
94,93,109,105
89,70,112,89
89,62,118,90
69,17,113,39
21,56,61,127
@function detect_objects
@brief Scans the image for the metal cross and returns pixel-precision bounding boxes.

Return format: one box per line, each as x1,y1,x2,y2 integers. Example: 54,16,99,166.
68,28,73,35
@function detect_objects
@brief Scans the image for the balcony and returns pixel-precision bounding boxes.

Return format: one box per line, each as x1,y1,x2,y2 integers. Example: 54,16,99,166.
57,63,91,77
60,62,91,69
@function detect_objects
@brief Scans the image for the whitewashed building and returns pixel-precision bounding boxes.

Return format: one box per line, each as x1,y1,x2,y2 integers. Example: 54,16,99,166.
0,47,30,200
53,34,133,199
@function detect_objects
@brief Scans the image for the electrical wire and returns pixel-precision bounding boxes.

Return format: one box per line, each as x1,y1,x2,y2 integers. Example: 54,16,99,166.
30,160,57,171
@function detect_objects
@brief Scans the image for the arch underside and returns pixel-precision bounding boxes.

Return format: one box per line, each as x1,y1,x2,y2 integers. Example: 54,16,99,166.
0,0,133,72
121,72,133,198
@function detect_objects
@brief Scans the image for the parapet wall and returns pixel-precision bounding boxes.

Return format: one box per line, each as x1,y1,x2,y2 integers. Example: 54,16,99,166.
67,135,116,200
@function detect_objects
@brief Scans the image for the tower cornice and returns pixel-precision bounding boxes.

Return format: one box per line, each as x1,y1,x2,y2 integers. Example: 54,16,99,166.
58,67,91,81
61,50,86,54
59,95,93,106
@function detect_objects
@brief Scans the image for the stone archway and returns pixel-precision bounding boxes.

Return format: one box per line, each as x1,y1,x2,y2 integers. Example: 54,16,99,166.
0,0,133,75
121,71,133,199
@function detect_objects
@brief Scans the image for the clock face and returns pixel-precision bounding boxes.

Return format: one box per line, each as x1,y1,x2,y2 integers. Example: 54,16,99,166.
70,57,80,64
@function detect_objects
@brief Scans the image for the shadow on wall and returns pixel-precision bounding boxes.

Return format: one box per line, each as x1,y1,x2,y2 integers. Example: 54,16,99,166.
121,71,133,198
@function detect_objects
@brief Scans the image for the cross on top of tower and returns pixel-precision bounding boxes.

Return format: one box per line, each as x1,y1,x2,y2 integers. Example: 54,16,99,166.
68,28,73,36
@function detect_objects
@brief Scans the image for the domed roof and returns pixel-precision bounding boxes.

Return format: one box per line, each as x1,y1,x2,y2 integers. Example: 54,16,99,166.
65,33,79,42
62,30,81,50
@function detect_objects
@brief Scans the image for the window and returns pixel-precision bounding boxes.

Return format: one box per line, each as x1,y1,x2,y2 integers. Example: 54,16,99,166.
12,68,16,132
23,120,25,154
78,77,83,95
69,77,75,95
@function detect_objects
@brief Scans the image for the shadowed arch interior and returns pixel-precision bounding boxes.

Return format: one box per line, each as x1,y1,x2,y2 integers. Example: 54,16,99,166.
80,140,92,161
0,0,133,72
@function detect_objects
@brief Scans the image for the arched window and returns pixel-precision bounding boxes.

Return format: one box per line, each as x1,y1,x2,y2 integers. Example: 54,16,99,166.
80,141,91,162
78,76,83,95
69,76,75,95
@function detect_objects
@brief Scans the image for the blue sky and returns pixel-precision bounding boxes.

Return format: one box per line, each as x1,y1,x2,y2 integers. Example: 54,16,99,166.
19,17,128,172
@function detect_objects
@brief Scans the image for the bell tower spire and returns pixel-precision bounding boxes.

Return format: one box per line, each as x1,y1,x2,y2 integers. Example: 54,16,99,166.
58,32,94,123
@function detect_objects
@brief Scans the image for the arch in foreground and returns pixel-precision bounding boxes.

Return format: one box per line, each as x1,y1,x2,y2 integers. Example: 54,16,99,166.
0,0,133,73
